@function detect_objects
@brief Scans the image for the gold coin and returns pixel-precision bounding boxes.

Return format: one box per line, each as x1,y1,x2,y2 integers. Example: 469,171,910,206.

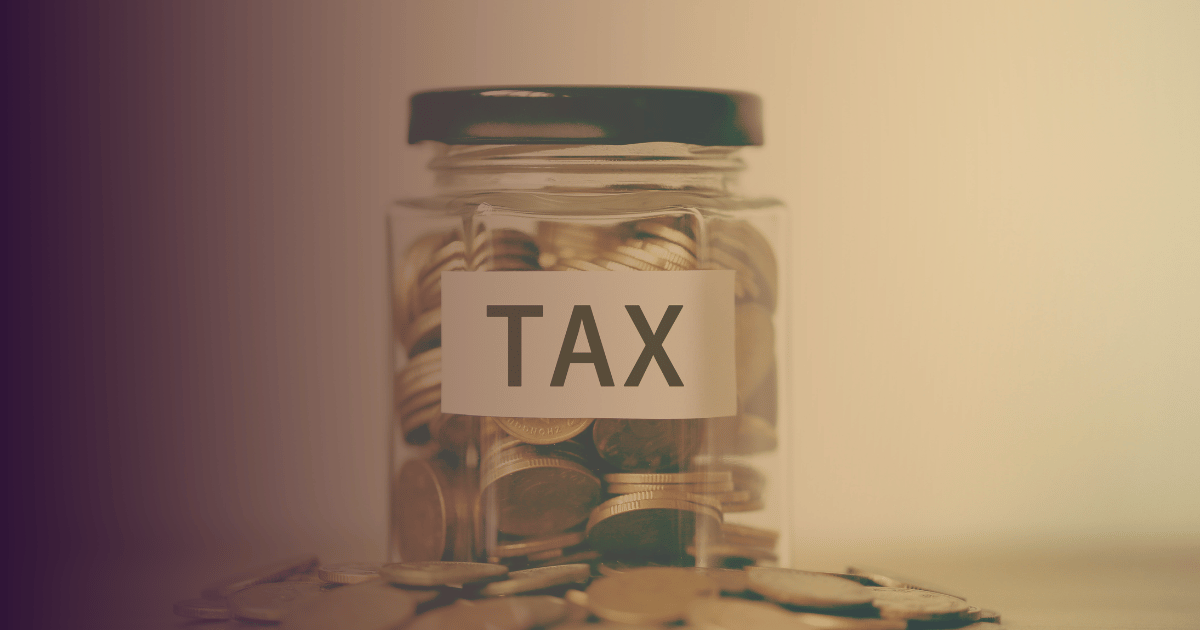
603,471,733,485
868,587,971,621
479,563,591,597
403,306,442,357
845,566,965,601
201,554,320,599
532,550,601,568
431,413,475,450
597,248,660,271
380,561,508,587
392,459,448,562
592,418,703,472
793,612,907,629
317,562,382,585
406,595,568,630
606,480,735,494
552,257,609,271
494,416,594,445
695,460,767,494
686,567,750,593
585,498,723,557
525,548,564,562
586,567,718,625
490,532,586,559
280,579,418,630
230,582,322,622
481,457,601,536
395,231,451,332
747,568,874,608
977,608,1002,623
685,597,801,630
591,489,725,515
172,598,231,620
632,221,697,256
637,239,697,270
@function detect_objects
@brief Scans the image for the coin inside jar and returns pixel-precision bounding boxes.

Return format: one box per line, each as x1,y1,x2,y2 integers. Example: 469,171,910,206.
481,456,602,536
392,459,449,562
493,416,594,445
592,418,702,472
586,497,722,559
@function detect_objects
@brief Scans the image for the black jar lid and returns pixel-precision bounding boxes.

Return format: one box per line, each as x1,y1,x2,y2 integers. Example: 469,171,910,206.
408,86,762,146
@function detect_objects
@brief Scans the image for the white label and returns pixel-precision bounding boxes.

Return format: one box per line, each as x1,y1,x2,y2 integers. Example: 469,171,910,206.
441,270,736,419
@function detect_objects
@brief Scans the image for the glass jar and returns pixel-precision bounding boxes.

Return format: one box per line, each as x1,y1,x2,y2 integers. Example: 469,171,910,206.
388,87,789,573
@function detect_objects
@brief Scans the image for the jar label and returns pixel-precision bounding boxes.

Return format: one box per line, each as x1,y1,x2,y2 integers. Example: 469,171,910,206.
441,270,737,419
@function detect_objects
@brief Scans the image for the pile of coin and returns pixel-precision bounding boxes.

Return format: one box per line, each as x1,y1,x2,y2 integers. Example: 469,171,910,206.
392,214,781,568
174,556,1005,629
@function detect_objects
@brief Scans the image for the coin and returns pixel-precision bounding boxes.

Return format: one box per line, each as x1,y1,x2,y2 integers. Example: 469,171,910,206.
230,582,322,622
480,563,591,597
586,567,718,625
685,597,801,630
747,568,874,608
494,416,594,445
407,596,568,630
280,579,418,630
586,498,723,557
606,480,736,494
846,566,966,601
793,612,907,629
525,548,564,562
680,567,750,593
481,456,602,536
722,498,765,513
593,417,704,472
395,231,451,332
868,587,970,621
603,470,733,485
593,489,725,514
490,532,586,559
532,550,601,568
172,598,231,620
632,221,697,256
977,608,1002,622
404,306,442,357
392,459,448,562
710,490,753,505
318,563,383,585
381,561,509,587
201,554,320,599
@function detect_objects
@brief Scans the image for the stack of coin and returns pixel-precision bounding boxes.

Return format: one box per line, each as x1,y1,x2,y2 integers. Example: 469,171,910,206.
695,458,768,514
471,227,541,271
480,418,603,538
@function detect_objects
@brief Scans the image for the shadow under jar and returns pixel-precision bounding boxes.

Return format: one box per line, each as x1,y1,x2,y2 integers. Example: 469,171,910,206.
389,86,790,573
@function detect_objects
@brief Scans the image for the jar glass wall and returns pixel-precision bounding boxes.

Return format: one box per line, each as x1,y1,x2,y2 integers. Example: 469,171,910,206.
388,89,789,575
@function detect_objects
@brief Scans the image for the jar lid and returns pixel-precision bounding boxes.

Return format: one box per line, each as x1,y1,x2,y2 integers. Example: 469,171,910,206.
408,86,762,146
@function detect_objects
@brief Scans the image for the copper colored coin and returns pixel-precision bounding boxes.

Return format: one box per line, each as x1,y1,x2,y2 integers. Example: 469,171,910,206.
393,459,448,562
380,561,509,587
606,480,736,494
592,418,703,472
201,554,320,599
585,498,723,558
747,568,874,608
868,587,971,621
604,471,733,485
490,532,586,559
586,567,718,625
494,416,594,445
481,457,601,536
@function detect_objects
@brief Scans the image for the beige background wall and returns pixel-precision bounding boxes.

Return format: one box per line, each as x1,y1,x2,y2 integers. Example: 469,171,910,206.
94,0,1199,572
